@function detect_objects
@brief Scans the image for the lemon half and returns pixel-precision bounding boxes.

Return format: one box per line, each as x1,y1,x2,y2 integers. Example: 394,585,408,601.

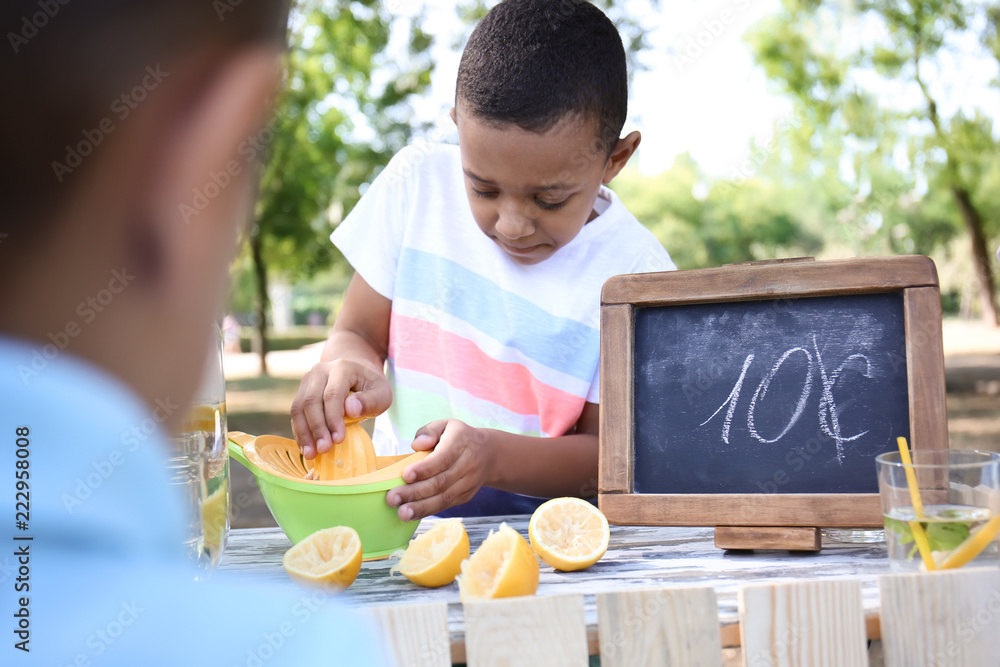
528,497,610,572
283,526,363,591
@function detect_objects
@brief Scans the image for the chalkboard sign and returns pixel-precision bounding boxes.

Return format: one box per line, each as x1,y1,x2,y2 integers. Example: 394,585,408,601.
598,256,947,531
633,293,907,495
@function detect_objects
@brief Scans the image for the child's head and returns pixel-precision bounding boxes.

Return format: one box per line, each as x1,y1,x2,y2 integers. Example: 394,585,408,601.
452,0,639,265
0,1,286,425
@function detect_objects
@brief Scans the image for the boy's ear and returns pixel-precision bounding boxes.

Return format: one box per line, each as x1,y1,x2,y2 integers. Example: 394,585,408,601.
450,106,458,126
601,131,641,184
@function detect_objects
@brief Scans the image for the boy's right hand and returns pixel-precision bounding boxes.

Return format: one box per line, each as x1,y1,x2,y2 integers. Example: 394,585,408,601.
289,359,391,459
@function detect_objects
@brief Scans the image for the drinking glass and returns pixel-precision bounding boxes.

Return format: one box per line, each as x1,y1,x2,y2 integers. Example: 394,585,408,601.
877,449,1000,572
168,324,231,574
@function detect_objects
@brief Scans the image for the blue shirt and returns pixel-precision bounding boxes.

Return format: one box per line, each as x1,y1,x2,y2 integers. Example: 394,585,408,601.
0,335,389,665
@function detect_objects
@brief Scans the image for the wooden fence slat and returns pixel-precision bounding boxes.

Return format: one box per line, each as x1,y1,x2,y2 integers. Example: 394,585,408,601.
879,567,1000,667
363,602,450,667
597,586,723,667
464,595,588,667
739,579,867,667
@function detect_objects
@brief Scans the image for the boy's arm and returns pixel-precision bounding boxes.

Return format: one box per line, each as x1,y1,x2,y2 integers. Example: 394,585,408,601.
386,403,599,521
489,401,599,495
290,273,392,458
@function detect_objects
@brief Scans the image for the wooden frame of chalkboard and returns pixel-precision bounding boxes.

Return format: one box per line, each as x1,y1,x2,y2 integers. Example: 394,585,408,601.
598,256,947,532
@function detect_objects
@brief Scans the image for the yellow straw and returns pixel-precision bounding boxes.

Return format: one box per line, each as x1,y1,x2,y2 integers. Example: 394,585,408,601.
896,436,937,571
897,437,926,516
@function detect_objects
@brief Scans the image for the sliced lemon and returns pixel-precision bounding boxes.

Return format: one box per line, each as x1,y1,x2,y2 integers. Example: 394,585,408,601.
282,526,363,591
528,497,610,572
457,523,539,601
200,480,228,551
393,518,470,588
182,403,224,433
940,515,1000,570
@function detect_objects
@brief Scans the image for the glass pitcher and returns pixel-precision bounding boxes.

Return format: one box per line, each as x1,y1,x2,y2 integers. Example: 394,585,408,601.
168,323,231,573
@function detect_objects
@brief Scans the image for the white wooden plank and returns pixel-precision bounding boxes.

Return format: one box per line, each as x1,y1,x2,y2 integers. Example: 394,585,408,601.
739,579,867,667
597,586,722,667
464,594,588,667
879,567,1000,667
362,602,450,667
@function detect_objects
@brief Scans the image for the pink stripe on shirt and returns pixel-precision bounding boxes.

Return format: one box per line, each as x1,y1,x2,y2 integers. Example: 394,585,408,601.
389,315,585,436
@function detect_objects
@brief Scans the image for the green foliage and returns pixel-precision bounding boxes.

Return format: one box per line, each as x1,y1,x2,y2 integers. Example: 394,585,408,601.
984,4,1000,65
947,113,1000,238
745,0,1000,320
617,0,997,308
250,0,433,282
745,10,846,123
230,1,434,369
613,153,822,269
228,251,258,315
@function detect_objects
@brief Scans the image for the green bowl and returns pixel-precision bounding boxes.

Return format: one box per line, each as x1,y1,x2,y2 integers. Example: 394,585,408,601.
228,439,419,559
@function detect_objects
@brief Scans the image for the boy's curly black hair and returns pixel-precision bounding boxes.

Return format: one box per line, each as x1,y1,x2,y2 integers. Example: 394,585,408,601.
456,0,628,157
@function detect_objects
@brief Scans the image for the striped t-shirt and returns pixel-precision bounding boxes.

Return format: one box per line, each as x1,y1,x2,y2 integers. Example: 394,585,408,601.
331,142,675,457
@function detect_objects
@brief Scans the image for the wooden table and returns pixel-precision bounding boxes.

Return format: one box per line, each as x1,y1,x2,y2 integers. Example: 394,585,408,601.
221,515,890,663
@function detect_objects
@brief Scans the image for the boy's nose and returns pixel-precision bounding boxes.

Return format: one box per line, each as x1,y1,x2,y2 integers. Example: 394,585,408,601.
495,206,533,240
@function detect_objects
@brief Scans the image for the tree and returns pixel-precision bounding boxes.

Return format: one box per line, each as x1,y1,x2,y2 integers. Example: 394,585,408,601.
614,152,823,269
747,0,999,325
244,0,433,373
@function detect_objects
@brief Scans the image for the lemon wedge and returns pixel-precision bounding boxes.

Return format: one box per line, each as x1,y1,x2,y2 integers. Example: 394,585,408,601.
394,518,470,588
457,523,539,601
940,515,1000,570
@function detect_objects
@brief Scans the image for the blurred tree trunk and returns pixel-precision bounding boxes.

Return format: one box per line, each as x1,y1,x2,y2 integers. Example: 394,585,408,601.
250,227,270,376
950,183,998,324
916,67,999,326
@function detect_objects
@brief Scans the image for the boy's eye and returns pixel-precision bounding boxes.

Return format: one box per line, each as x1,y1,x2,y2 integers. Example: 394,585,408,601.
469,186,567,211
471,188,497,199
535,197,568,211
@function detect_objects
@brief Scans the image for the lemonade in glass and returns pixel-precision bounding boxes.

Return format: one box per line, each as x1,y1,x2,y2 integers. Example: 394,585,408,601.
877,449,1000,572
168,326,230,573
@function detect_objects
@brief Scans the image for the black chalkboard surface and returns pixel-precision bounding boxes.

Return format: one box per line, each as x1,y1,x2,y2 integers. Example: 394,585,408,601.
597,256,948,532
632,293,908,495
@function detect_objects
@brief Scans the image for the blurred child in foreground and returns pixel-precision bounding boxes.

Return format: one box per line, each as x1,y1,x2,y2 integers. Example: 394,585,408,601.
0,2,386,663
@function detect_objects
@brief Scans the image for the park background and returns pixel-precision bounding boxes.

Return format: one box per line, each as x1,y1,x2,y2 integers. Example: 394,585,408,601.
222,0,1000,528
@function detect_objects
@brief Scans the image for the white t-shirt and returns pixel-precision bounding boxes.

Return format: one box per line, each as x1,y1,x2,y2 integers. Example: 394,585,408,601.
332,142,675,455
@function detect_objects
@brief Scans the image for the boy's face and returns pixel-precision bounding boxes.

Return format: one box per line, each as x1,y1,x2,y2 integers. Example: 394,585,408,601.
453,104,625,265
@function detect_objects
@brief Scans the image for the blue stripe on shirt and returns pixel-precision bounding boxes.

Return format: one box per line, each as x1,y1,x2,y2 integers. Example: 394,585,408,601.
394,248,599,382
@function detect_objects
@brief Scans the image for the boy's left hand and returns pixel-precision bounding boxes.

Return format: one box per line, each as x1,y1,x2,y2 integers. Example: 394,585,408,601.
385,419,494,522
